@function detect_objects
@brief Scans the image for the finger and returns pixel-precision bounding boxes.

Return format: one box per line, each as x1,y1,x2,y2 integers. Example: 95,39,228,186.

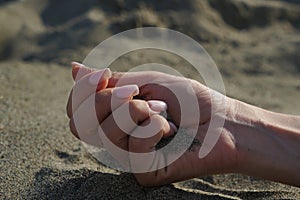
69,118,103,147
130,115,175,152
71,62,94,82
128,115,176,173
98,85,141,123
107,71,167,88
69,85,140,143
99,99,158,150
165,121,177,138
97,100,166,169
69,92,106,147
107,71,189,126
66,68,111,118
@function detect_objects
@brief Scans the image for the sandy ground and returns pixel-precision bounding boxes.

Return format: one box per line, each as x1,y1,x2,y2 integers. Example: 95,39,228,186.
1,0,300,199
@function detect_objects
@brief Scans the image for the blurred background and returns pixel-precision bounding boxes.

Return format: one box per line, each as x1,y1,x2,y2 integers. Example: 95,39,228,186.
0,0,300,199
0,0,299,112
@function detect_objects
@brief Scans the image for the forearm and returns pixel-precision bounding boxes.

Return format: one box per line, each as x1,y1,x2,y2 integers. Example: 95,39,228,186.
227,98,300,186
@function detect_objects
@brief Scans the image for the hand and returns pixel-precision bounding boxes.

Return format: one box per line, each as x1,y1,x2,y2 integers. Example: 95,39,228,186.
66,63,176,169
67,63,238,186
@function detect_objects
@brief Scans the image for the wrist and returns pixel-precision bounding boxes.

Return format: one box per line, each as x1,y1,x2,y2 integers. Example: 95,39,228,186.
226,99,300,186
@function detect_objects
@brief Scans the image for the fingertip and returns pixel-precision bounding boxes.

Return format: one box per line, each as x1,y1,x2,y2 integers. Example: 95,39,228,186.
71,63,80,81
113,84,139,99
96,79,109,92
163,121,177,138
71,62,94,81
168,121,178,132
88,68,112,87
102,68,112,81
148,100,167,113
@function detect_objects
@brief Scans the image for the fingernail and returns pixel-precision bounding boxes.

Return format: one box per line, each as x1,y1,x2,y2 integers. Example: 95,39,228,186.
168,121,178,132
114,85,139,99
88,68,111,85
71,61,86,68
148,100,167,113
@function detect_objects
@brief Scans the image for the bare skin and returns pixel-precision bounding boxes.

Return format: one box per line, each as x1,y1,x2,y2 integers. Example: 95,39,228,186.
67,62,300,187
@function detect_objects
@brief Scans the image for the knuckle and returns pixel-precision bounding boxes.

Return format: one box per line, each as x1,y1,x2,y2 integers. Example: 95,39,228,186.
111,72,125,83
112,72,123,78
128,100,149,123
150,115,165,125
128,100,141,112
148,115,167,133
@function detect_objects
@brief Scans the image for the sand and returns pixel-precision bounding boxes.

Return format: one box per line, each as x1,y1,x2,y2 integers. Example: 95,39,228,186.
0,0,300,199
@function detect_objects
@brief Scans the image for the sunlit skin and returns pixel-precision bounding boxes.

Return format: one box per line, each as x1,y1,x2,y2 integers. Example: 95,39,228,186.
67,62,300,187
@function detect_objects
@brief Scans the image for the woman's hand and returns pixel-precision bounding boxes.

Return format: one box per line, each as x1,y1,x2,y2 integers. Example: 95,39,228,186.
66,63,238,186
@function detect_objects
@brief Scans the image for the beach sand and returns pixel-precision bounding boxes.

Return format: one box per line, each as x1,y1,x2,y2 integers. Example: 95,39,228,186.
1,0,300,199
